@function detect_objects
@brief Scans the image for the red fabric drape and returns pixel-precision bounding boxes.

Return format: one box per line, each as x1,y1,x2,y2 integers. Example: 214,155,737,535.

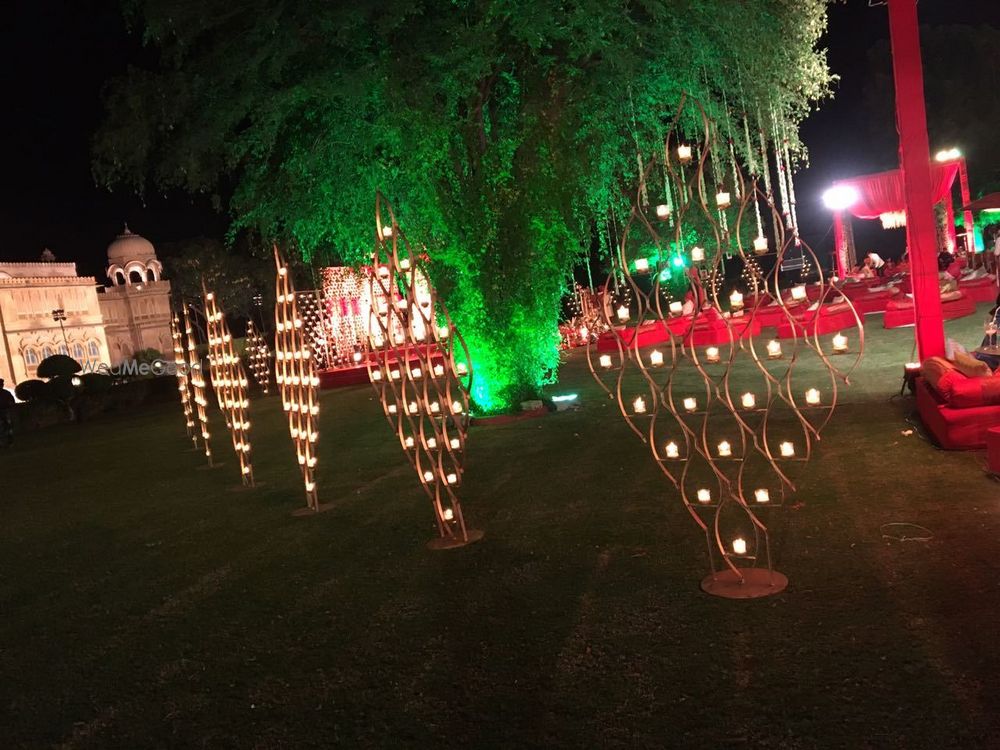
831,162,959,220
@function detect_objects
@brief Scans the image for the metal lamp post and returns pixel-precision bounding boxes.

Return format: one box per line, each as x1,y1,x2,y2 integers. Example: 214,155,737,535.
51,308,68,348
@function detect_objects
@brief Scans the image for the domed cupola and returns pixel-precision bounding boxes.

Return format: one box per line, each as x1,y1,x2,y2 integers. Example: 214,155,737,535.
106,224,163,286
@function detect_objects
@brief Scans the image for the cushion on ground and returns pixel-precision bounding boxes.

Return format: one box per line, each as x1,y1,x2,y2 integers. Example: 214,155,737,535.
959,276,999,304
775,302,857,340
921,356,1000,408
883,292,976,329
596,320,672,352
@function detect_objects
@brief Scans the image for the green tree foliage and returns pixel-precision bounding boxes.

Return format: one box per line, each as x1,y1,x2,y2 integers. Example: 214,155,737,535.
161,237,275,318
864,24,1000,196
15,356,112,421
94,0,833,412
36,354,82,379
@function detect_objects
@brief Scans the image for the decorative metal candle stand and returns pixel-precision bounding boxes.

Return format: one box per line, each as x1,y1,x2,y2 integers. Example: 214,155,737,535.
182,306,213,467
274,247,326,514
203,285,255,487
366,192,481,549
169,313,198,448
587,93,864,598
245,320,272,394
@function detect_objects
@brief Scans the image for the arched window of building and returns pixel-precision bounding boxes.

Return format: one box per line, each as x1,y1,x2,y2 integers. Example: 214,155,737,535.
129,270,144,284
115,269,127,286
42,346,54,360
88,341,100,358
25,348,39,366
147,268,157,282
72,343,85,361
58,344,68,356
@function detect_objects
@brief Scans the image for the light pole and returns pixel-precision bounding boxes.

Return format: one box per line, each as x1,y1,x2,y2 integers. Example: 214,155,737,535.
51,308,68,349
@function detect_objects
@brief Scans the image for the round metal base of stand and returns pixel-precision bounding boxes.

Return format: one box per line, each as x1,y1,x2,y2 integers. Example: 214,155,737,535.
291,501,337,517
700,568,788,599
427,529,484,550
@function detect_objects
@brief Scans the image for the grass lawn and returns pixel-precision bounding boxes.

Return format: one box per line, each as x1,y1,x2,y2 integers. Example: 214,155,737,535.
3,307,1000,749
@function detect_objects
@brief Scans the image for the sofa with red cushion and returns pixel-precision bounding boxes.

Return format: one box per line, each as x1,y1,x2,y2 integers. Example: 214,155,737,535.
916,357,1000,449
883,291,977,329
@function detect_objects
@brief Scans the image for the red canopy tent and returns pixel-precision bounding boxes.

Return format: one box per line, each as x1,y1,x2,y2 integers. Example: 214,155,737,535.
829,161,960,278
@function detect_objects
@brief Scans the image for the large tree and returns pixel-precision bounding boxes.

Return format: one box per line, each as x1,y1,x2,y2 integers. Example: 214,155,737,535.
94,0,833,412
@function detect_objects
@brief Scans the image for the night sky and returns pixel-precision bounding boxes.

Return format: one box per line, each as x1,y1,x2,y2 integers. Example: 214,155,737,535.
1,0,996,279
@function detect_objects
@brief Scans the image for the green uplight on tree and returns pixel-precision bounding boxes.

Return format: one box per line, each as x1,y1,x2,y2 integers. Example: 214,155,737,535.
92,0,835,414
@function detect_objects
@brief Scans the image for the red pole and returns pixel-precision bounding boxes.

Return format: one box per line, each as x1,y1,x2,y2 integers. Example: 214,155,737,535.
887,0,945,360
832,211,847,278
943,180,957,253
958,157,974,252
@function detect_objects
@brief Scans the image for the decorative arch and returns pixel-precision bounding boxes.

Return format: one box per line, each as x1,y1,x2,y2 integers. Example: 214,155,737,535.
147,259,163,281
124,261,148,286
107,264,126,286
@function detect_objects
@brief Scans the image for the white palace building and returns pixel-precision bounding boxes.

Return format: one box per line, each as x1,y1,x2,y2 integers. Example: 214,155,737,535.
0,226,172,386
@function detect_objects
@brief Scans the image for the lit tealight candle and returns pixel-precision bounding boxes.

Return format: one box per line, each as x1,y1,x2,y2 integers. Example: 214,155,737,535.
388,404,398,414
599,354,612,369
446,473,458,485
443,507,454,521
412,367,422,378
426,437,437,449
382,225,394,238
655,204,671,219
779,441,795,457
732,538,747,555
697,488,711,504
649,350,664,366
451,400,463,414
669,301,683,315
705,347,720,363
683,397,697,413
456,362,468,375
422,470,434,482
717,440,732,457
404,436,414,448
665,441,679,458
832,333,848,353
450,437,460,449
433,364,445,376
805,388,821,405
438,325,450,339
635,258,649,273
352,351,363,363
791,285,807,301
690,246,705,262
729,291,743,310
677,144,692,163
766,340,782,359
754,488,770,504
617,305,630,322
741,392,756,409
904,362,921,372
715,191,731,209
633,396,647,414
399,257,410,270
753,236,768,254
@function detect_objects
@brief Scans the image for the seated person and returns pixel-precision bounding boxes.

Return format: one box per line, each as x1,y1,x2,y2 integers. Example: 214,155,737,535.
974,292,1000,371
